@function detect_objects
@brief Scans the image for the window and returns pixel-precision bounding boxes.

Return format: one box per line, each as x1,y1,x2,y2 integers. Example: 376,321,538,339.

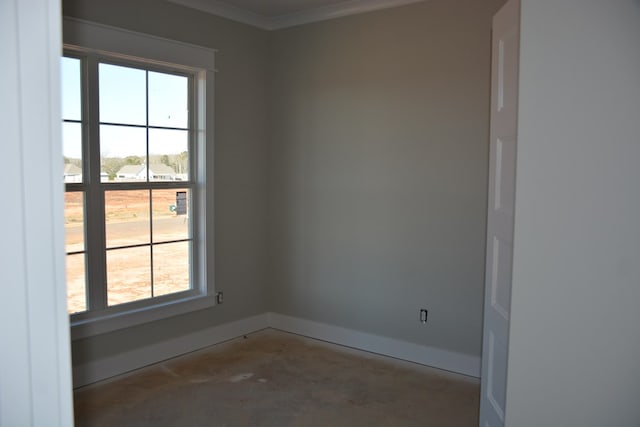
63,19,215,339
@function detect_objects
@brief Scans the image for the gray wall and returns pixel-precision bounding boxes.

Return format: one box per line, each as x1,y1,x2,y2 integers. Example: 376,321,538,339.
65,0,506,369
63,0,270,365
268,0,505,357
506,0,640,425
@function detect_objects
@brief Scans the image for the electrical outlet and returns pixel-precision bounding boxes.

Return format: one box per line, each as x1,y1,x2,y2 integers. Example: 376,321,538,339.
420,309,428,323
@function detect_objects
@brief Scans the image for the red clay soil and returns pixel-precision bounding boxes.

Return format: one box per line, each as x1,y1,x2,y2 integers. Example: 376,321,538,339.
65,190,191,314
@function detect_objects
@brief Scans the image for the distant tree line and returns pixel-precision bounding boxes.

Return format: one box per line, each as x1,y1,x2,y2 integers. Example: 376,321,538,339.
64,157,82,168
64,151,188,181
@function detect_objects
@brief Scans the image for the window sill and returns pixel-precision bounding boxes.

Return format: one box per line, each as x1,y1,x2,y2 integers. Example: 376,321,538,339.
70,293,216,340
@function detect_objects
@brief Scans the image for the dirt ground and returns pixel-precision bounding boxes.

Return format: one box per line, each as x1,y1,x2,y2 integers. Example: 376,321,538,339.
65,190,191,314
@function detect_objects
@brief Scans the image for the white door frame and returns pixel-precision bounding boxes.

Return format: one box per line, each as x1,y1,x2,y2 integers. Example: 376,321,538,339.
0,0,74,425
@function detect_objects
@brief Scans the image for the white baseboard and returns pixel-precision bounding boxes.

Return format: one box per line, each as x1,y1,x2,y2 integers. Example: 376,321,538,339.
72,313,269,388
73,311,480,388
268,312,481,378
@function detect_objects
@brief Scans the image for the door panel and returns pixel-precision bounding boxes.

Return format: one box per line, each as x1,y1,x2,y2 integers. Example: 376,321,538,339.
480,0,520,426
494,138,517,216
487,331,508,418
490,236,512,321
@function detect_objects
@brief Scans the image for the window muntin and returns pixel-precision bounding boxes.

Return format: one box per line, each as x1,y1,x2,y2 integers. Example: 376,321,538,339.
65,191,86,314
103,188,192,304
100,125,147,182
61,56,82,121
62,52,202,319
104,190,151,247
62,55,86,314
148,71,189,129
152,241,190,297
97,62,191,184
99,63,147,126
61,56,83,183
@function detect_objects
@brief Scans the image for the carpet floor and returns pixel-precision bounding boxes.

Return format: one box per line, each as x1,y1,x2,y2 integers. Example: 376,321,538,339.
74,329,479,426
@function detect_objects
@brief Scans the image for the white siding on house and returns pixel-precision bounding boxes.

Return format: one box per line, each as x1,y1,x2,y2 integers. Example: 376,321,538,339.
116,164,178,181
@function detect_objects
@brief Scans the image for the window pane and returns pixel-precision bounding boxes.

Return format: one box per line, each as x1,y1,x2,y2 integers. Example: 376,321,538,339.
148,71,188,128
149,129,188,181
152,189,190,242
105,190,150,248
63,122,83,182
65,191,84,252
153,242,190,297
107,247,151,306
67,254,86,314
61,57,81,121
100,124,146,182
99,63,146,125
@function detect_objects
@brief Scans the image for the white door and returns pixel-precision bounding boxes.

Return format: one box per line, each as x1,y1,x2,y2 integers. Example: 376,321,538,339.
0,0,74,425
479,0,519,426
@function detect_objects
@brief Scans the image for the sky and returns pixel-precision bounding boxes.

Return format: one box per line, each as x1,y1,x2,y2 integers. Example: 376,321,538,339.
61,57,189,160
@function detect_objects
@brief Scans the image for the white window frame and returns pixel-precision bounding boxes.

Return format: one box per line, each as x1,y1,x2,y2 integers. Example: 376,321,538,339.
64,18,216,340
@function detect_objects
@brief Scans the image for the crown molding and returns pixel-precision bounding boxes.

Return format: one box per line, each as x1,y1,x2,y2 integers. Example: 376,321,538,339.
168,0,271,29
268,0,426,30
168,0,426,30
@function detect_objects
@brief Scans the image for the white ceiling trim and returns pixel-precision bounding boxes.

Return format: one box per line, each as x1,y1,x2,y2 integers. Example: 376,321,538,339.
269,0,425,30
168,0,270,29
168,0,426,30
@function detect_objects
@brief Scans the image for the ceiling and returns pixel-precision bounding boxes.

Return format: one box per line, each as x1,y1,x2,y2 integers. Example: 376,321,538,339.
210,0,353,17
167,0,426,30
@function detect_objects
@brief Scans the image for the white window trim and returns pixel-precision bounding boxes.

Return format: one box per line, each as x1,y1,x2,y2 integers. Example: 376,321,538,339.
64,17,216,340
